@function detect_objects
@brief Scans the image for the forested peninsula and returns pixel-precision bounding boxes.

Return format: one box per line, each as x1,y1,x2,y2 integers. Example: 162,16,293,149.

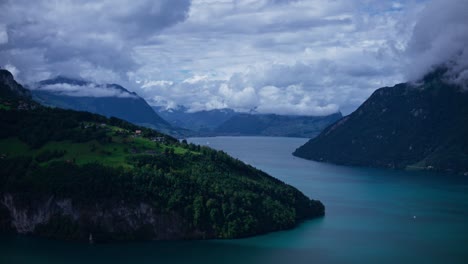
0,69,324,242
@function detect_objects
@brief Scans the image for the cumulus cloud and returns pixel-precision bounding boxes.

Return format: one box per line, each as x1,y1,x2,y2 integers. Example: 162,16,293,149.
6,0,457,115
405,0,468,84
0,24,7,44
141,80,174,89
132,0,423,115
0,0,191,83
140,60,396,116
33,83,137,98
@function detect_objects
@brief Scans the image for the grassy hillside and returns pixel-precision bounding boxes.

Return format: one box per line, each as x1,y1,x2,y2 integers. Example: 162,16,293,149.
0,71,324,241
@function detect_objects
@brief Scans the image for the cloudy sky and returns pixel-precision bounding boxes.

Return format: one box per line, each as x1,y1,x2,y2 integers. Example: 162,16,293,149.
1,0,467,115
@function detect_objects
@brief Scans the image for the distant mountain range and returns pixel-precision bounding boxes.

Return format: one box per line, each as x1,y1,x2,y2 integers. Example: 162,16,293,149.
214,112,343,138
32,77,181,135
154,106,342,138
154,106,237,132
31,77,339,138
294,69,468,174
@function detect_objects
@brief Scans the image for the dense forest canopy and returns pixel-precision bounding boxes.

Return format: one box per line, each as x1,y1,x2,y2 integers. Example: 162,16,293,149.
0,69,324,241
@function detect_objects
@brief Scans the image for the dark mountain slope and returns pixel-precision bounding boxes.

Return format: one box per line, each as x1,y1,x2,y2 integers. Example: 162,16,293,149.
154,105,341,138
33,77,171,131
294,70,468,174
0,70,31,99
154,106,237,132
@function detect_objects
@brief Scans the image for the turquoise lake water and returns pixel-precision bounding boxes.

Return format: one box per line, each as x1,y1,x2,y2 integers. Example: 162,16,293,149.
1,136,468,264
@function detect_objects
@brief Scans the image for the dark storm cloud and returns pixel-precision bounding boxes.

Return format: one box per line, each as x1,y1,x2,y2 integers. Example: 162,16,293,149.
132,0,422,115
4,0,454,115
0,0,191,83
405,0,468,84
112,0,191,38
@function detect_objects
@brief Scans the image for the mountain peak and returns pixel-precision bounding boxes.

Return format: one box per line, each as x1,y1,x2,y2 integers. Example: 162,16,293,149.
421,67,449,83
0,69,31,99
38,77,138,96
33,77,172,132
106,84,137,95
0,69,14,79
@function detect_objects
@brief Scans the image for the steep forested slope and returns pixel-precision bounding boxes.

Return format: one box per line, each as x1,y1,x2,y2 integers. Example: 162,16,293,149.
294,70,468,174
0,69,324,242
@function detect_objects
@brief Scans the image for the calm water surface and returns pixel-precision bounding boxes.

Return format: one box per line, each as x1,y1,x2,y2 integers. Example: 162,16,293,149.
1,136,468,264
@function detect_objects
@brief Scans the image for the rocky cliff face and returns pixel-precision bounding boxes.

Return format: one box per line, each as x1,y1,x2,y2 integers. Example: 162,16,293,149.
0,193,204,242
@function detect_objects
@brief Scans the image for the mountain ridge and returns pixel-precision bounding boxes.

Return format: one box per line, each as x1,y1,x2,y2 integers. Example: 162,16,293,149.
215,112,343,138
293,70,468,174
32,77,173,133
154,105,342,138
154,106,237,132
0,70,31,99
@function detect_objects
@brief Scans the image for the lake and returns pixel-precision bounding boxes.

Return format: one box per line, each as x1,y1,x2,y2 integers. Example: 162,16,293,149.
1,136,468,264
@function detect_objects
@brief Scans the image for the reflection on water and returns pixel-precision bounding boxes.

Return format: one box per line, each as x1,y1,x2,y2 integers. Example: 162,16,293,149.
1,235,333,264
1,136,468,264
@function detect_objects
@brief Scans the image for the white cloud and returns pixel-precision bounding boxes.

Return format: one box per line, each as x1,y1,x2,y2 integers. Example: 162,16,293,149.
255,85,340,116
141,80,174,89
405,0,468,84
3,63,19,78
0,24,7,44
219,84,258,110
0,0,191,83
183,75,209,84
8,0,460,115
34,83,137,98
132,0,424,115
